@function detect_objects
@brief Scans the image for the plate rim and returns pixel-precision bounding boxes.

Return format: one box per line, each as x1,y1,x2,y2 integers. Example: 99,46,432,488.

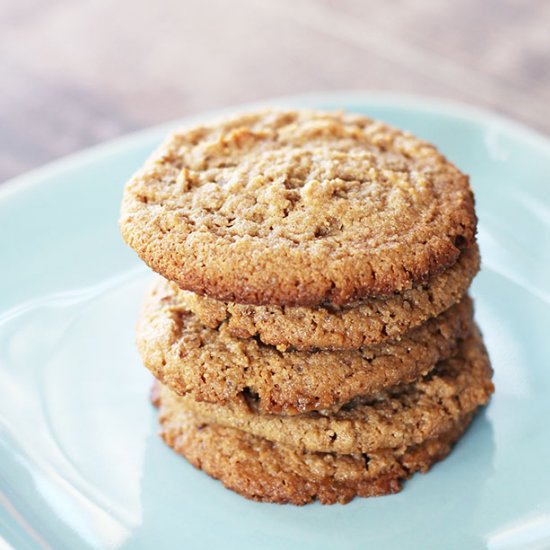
1,90,550,201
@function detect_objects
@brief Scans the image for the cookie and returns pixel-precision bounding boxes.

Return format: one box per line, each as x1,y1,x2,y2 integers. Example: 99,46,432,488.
137,279,473,414
180,244,479,351
157,400,474,505
158,325,493,454
120,109,477,306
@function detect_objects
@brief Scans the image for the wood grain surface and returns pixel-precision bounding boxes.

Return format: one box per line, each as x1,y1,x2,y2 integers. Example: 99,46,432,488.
1,0,549,182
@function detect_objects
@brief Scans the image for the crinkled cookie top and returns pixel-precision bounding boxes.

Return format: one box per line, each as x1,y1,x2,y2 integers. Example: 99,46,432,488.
120,109,476,306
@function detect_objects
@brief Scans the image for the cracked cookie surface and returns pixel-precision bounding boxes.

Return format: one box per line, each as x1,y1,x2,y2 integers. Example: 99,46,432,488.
158,326,493,454
137,278,474,414
157,397,474,505
180,244,479,350
120,109,477,306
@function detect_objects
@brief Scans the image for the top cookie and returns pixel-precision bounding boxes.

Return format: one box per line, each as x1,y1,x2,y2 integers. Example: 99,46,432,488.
120,109,477,306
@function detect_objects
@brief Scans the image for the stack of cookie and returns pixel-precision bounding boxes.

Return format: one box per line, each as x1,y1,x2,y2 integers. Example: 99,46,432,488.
120,109,494,505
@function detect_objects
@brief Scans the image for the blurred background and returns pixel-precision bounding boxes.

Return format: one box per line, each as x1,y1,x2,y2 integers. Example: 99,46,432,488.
1,0,549,182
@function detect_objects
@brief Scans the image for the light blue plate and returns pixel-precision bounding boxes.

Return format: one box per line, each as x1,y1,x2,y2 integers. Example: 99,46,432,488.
1,93,549,550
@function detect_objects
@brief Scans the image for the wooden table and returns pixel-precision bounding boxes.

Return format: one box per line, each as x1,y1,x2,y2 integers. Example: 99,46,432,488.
1,0,549,182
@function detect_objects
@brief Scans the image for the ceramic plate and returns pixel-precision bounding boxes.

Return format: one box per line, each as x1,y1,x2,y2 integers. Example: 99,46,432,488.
1,93,549,550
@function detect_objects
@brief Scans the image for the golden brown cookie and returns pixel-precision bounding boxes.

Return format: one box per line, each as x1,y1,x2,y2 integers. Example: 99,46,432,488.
180,244,479,351
120,109,477,306
157,400,474,505
159,325,493,454
137,278,473,414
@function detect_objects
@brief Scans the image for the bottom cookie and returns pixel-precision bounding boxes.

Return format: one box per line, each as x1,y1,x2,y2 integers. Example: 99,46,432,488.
156,390,475,505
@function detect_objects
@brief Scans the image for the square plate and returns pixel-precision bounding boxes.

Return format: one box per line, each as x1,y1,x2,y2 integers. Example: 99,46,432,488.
1,93,549,550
